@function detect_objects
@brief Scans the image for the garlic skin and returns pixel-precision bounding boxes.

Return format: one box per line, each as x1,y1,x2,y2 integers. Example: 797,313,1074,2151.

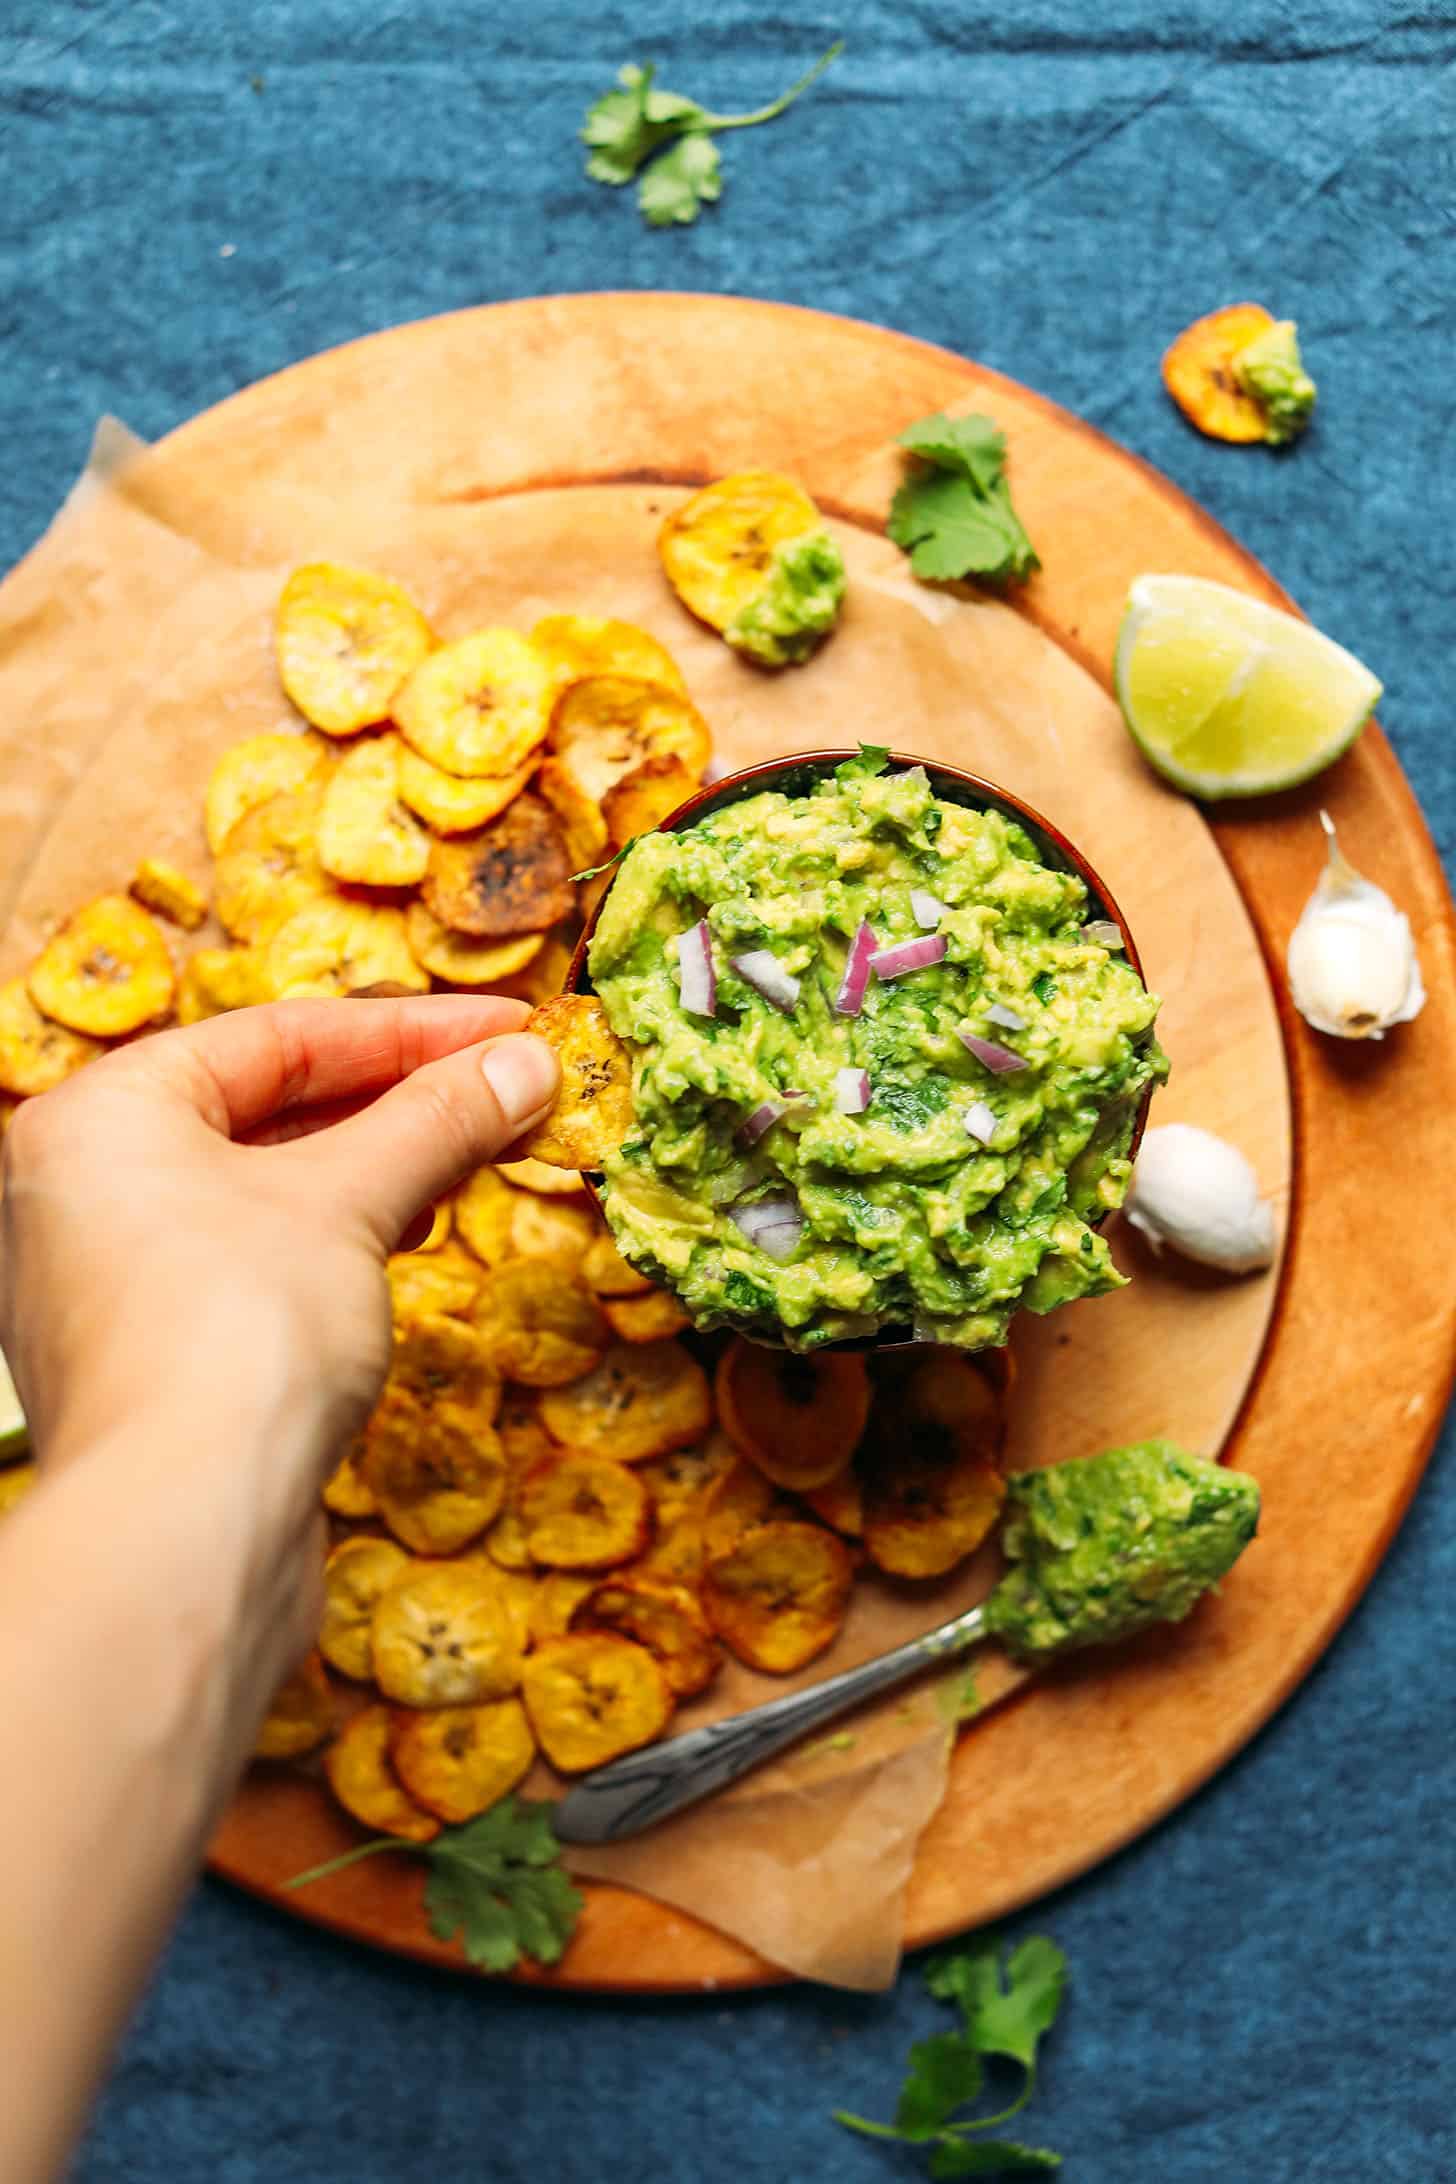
1125,1124,1276,1275
1286,811,1425,1040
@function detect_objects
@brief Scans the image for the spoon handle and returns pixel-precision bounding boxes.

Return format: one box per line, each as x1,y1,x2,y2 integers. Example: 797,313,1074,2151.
552,1602,989,1845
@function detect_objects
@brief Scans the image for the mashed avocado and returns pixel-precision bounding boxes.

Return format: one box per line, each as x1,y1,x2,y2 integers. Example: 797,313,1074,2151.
1232,320,1317,446
725,530,847,667
984,1440,1260,1662
589,751,1166,1351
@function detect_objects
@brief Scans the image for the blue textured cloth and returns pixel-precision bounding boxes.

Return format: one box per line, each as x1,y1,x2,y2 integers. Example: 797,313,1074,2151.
4,4,1455,2177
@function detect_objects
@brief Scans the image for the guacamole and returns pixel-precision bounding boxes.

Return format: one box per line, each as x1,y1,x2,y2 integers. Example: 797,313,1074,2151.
589,752,1166,1351
984,1441,1260,1663
725,530,847,667
1232,319,1317,447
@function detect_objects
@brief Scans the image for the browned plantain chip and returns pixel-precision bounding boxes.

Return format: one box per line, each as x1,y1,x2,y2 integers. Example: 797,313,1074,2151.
213,786,331,944
539,1338,711,1465
319,1536,412,1679
265,898,427,1001
659,472,822,633
637,1431,738,1532
546,675,710,806
715,1341,870,1492
571,1576,719,1697
404,902,545,988
600,753,699,851
363,1386,506,1555
471,1261,608,1388
175,947,272,1025
204,730,331,856
324,1704,440,1841
130,858,208,930
277,563,434,738
253,1651,335,1760
534,757,609,873
393,628,552,778
801,1465,864,1537
396,746,538,834
519,1452,652,1571
517,994,634,1171
601,1289,692,1343
528,1571,598,1646
321,1438,379,1520
580,1230,654,1299
389,1697,536,1825
454,1165,519,1269
509,1188,597,1267
0,978,102,1095
385,1311,502,1427
1161,304,1279,444
531,613,688,701
697,1459,795,1561
28,895,175,1037
521,1633,674,1773
422,794,573,941
371,1560,523,1707
860,1352,1007,1579
317,732,430,886
495,1153,589,1197
388,1239,483,1325
701,1521,854,1674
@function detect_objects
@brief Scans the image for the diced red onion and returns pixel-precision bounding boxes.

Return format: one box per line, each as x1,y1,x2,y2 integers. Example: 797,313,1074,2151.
957,1026,1028,1074
910,889,948,930
1082,919,1124,950
869,933,947,981
985,1000,1026,1032
677,919,716,1017
738,1100,787,1146
834,920,879,1016
730,1197,803,1262
835,1067,871,1114
730,950,801,1012
964,1099,998,1146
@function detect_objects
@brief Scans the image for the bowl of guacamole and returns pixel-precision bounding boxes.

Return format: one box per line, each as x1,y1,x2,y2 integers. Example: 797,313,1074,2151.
572,747,1167,1352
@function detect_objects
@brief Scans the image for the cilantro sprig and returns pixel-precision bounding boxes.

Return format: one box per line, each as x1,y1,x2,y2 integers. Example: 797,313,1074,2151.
887,412,1040,589
582,43,843,227
836,1933,1067,2176
283,1796,583,1975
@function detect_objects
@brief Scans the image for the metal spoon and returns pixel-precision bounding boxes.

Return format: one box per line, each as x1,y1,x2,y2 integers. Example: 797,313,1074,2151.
552,1600,988,1845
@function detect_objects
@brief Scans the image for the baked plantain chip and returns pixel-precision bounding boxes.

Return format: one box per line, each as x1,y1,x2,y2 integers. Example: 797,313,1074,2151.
801,1465,864,1538
1162,303,1279,444
394,627,552,779
483,1500,532,1573
697,1459,795,1562
659,471,822,634
495,1153,589,1197
130,858,208,930
204,730,331,856
319,1536,412,1680
317,732,430,887
715,1342,870,1492
396,746,538,835
496,1385,555,1476
214,785,332,945
265,898,427,1001
253,1650,335,1760
601,1289,692,1344
324,1704,440,1842
363,1386,507,1555
0,978,101,1095
516,994,634,1171
390,1696,536,1825
860,1352,1007,1580
493,924,579,1010
600,753,698,852
388,1240,483,1325
528,1571,597,1646
371,1560,523,1707
581,1230,654,1299
571,1576,719,1698
28,894,175,1037
534,757,609,874
510,1188,597,1267
0,1462,37,1519
404,903,545,989
385,1310,502,1429
637,1431,738,1532
175,946,271,1025
414,1201,454,1252
546,675,711,806
472,1261,608,1388
539,1337,711,1465
701,1520,854,1674
530,613,688,701
454,1164,519,1269
521,1633,674,1773
277,562,434,738
422,794,573,941
481,1562,536,1658
519,1452,652,1571
321,1438,379,1520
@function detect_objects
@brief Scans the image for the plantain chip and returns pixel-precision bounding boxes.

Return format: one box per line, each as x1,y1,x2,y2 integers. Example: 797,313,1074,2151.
265,898,427,1001
1162,303,1279,444
698,1459,795,1562
175,946,271,1025
130,857,208,930
535,756,609,873
539,1338,711,1465
388,1239,483,1325
371,1560,523,1707
394,627,552,778
801,1465,864,1538
509,1188,597,1267
414,1201,454,1252
530,612,688,701
519,1452,651,1571
516,994,634,1171
390,1697,536,1825
637,1431,738,1532
716,1341,870,1492
472,1261,608,1388
363,1386,507,1555
422,794,573,941
404,903,545,988
214,785,331,945
277,562,434,738
659,471,822,633
28,894,175,1037
528,1571,597,1647
480,1562,536,1658
253,1650,335,1760
860,1352,1007,1580
319,1536,412,1679
321,1438,378,1520
483,1498,533,1573
385,1310,502,1428
546,675,711,806
600,753,698,852
571,1576,719,1698
324,1704,440,1842
454,1165,519,1269
204,730,331,856
521,1633,674,1773
493,924,579,1010
601,1289,692,1344
317,732,430,887
0,1462,36,1519
496,1153,589,1198
0,978,101,1095
396,746,538,835
581,1230,654,1299
701,1520,854,1674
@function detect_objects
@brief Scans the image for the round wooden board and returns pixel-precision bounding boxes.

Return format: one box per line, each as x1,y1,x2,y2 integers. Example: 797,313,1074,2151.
7,295,1455,1991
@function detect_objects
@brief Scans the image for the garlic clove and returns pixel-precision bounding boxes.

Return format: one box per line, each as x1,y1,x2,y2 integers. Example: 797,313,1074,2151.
1286,811,1424,1040
1124,1123,1276,1276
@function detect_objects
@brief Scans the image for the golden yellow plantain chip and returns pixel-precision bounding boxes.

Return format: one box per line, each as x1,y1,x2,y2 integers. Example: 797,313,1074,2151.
394,627,552,778
321,1438,378,1520
28,894,175,1038
1162,303,1278,444
715,1341,870,1492
388,1239,483,1325
175,946,272,1025
483,1502,532,1573
539,1338,711,1465
571,1576,719,1698
698,1459,796,1562
277,562,434,738
390,1697,536,1826
0,978,102,1096
701,1520,854,1674
516,994,634,1172
214,786,332,945
801,1465,864,1538
414,1201,453,1252
396,746,538,834
323,1704,440,1842
371,1560,523,1707
421,794,574,941
204,730,332,856
659,470,822,633
530,613,688,701
472,1261,608,1388
363,1387,507,1556
385,1311,502,1429
637,1431,738,1532
317,732,430,887
521,1633,674,1773
265,898,427,1001
495,1153,588,1197
519,1452,652,1571
404,903,545,989
860,1352,1006,1580
528,1571,597,1647
253,1650,335,1760
510,1188,597,1267
319,1536,412,1679
0,1463,37,1520
534,757,608,874
482,1562,536,1657
601,1289,692,1344
130,858,208,930
546,675,711,806
580,1230,654,1299
454,1165,519,1268
600,753,698,852
493,924,579,1009
497,1386,556,1474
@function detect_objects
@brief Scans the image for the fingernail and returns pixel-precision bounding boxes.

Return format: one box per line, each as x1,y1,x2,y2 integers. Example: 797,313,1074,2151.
480,1034,559,1128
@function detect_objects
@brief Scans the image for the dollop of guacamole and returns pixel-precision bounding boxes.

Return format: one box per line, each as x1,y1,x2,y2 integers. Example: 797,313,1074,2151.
984,1440,1259,1663
725,530,847,667
1232,320,1317,447
589,753,1167,1350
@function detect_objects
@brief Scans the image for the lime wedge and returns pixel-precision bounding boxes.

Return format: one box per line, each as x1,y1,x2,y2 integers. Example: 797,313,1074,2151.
1114,574,1381,799
0,1345,27,1462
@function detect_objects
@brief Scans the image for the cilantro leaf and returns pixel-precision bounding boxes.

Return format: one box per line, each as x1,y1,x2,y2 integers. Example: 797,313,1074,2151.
638,132,722,226
582,63,705,185
1032,972,1057,1005
895,2033,987,2139
898,412,1008,494
886,410,1039,589
927,1936,1068,2074
835,742,891,783
929,2139,1062,2178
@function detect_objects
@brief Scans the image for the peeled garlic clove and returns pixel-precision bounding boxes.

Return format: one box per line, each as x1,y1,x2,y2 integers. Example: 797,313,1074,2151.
1286,811,1425,1040
1125,1123,1276,1275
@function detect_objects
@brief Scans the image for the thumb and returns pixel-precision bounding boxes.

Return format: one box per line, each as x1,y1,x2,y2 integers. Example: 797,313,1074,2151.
287,1031,560,1247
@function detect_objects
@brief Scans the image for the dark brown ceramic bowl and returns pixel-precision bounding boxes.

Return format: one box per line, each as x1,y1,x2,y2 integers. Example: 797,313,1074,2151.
566,748,1155,1350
